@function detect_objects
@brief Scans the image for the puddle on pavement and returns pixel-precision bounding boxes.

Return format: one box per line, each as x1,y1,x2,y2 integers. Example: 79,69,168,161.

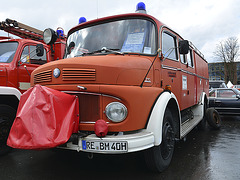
162,116,240,180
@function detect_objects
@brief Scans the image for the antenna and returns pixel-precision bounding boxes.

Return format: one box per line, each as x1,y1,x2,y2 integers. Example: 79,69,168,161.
140,49,161,87
97,0,99,18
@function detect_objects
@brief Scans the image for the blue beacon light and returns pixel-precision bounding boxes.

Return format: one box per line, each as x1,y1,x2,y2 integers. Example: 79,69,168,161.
136,2,147,14
56,29,64,37
79,17,87,24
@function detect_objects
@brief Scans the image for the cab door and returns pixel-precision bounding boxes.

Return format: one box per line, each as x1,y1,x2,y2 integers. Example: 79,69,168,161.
17,43,48,93
214,89,240,115
161,30,182,108
179,42,196,110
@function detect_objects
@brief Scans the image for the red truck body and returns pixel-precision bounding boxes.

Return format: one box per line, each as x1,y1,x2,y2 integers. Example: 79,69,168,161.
7,4,211,172
0,18,65,155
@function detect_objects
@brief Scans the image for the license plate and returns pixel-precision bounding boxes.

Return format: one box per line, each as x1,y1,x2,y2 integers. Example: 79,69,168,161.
82,140,128,152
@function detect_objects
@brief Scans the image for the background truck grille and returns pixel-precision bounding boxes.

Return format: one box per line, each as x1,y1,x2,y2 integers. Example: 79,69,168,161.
34,70,52,84
62,68,96,81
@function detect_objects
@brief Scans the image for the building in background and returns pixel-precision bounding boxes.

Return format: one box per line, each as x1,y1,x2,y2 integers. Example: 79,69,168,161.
208,62,240,84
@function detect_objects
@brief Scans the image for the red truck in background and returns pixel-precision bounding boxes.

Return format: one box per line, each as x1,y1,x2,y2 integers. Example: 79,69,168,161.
0,18,66,154
7,2,221,172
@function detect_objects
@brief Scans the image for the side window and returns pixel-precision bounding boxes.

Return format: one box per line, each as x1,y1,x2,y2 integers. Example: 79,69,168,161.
209,90,216,97
29,45,47,65
217,89,236,98
186,49,194,68
20,46,30,63
20,45,47,65
180,47,194,68
162,32,178,60
180,54,186,64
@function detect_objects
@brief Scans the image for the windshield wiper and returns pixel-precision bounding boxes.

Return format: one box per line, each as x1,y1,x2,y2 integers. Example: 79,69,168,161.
81,47,123,56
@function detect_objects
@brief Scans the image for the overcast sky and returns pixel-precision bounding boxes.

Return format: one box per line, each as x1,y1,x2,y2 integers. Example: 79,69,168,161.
1,0,240,62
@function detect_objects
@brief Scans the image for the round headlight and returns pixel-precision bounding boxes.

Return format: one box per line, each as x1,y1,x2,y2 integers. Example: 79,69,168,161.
105,102,127,122
53,68,61,78
43,28,57,45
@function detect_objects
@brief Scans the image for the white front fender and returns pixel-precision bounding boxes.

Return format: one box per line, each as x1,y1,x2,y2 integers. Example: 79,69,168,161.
146,91,180,146
0,86,21,100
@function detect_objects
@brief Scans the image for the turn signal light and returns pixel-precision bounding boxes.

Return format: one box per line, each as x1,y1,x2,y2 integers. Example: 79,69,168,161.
165,85,171,91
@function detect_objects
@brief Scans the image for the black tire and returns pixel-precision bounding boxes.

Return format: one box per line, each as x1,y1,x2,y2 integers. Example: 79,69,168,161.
144,109,175,172
0,104,16,155
206,108,221,130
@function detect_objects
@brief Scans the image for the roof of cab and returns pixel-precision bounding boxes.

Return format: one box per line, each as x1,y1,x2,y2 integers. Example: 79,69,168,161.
68,13,163,36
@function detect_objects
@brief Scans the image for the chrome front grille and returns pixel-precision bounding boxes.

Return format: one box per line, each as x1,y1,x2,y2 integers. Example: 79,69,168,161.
62,68,96,81
77,93,100,123
34,70,52,84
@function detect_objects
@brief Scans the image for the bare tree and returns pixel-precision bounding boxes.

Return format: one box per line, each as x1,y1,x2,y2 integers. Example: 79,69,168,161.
214,37,240,84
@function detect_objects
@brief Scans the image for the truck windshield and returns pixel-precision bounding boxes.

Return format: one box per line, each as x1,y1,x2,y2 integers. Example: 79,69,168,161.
0,42,18,63
65,18,156,58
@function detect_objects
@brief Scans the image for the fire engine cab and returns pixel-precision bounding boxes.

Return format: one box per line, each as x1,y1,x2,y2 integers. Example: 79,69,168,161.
0,18,66,155
7,3,211,172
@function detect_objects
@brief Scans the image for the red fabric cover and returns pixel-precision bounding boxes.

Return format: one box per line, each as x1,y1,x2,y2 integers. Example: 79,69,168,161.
7,84,79,150
94,119,108,137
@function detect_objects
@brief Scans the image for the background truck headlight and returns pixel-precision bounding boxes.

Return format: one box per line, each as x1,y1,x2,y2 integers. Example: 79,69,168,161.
43,28,57,45
105,102,127,122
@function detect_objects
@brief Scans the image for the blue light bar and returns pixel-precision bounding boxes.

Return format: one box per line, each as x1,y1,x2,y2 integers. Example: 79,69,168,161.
136,2,147,14
56,29,64,37
79,17,87,24
137,2,146,10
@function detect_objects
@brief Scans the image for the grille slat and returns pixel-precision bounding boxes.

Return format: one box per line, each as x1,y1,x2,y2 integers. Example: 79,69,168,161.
33,68,96,84
34,70,52,84
62,68,96,81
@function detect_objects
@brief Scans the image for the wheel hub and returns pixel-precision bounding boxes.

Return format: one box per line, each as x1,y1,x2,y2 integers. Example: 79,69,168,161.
161,122,175,160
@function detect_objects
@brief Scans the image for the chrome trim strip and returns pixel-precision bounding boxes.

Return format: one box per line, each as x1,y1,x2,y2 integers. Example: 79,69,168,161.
63,91,101,96
161,65,178,71
80,121,110,124
161,65,209,80
63,90,121,101
102,94,121,101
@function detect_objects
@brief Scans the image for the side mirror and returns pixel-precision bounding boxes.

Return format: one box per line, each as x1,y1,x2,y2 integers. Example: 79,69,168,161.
237,94,240,99
36,44,44,56
67,41,75,55
179,40,189,54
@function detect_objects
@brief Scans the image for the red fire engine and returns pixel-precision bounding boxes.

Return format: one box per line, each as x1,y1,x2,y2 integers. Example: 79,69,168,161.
7,3,220,172
0,18,65,154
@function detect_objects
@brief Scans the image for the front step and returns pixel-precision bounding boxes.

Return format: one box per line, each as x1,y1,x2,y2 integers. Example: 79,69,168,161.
180,115,202,138
180,103,204,138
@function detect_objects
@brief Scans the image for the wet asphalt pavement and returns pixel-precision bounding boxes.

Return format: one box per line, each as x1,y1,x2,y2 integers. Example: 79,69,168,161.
1,116,240,180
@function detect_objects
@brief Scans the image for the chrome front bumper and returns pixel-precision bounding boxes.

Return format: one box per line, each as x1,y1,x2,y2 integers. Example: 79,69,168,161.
59,130,154,154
